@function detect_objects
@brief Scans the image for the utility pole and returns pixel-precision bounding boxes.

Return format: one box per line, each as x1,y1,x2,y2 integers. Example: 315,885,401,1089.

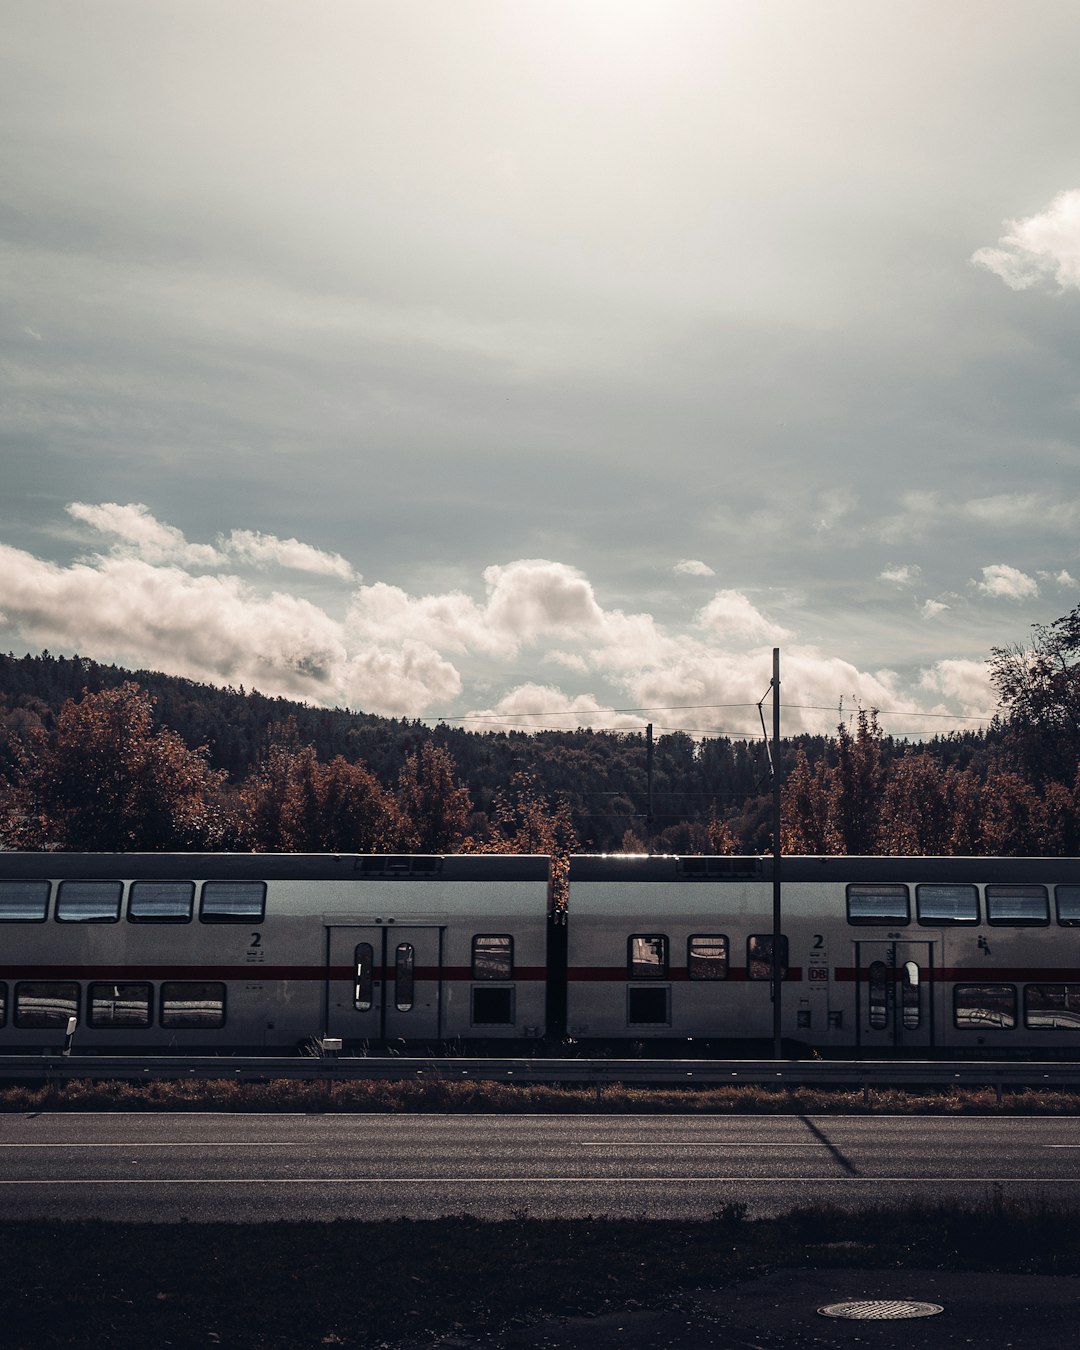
645,722,654,826
771,647,783,1059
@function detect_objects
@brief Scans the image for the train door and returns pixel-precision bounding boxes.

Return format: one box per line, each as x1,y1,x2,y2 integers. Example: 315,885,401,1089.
325,926,443,1042
855,940,935,1050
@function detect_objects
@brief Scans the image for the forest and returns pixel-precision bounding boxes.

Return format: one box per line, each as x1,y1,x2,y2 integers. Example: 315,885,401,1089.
0,600,1077,859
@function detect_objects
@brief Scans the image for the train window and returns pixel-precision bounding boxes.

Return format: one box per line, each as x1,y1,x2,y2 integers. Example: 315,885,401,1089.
627,986,670,1025
395,943,415,1012
747,935,788,980
354,943,374,1011
88,983,152,1028
472,935,514,980
628,935,668,979
688,935,728,980
986,885,1050,926
0,879,50,922
953,983,1016,1030
847,884,909,924
867,961,888,1029
1024,984,1080,1030
160,982,226,1028
14,981,79,1029
1056,886,1080,926
472,987,514,1025
129,881,195,923
55,880,122,923
901,961,921,1030
0,982,6,1027
200,881,266,923
916,884,979,925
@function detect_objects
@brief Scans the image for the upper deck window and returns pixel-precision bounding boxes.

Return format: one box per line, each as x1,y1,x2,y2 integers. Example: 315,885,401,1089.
986,885,1049,926
199,881,266,923
0,880,49,922
128,881,195,923
55,880,122,923
1056,886,1080,926
847,884,909,924
916,884,979,925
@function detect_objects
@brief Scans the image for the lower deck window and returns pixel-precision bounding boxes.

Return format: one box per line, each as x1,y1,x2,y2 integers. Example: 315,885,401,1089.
688,935,728,980
628,935,668,979
160,981,226,1028
89,982,152,1028
0,982,6,1027
747,935,788,980
1025,984,1080,1029
954,983,1016,1030
628,985,669,1025
15,981,79,1029
471,986,514,1025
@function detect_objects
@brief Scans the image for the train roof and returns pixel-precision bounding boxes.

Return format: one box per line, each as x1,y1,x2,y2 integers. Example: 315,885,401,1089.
568,854,1080,884
0,852,550,884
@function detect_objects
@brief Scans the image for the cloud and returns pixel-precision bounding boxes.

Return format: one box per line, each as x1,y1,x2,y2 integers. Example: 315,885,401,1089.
67,502,226,568
972,190,1080,292
880,564,922,586
1037,569,1078,589
222,529,356,580
922,599,950,619
919,659,997,718
696,590,794,644
674,559,715,576
876,492,1080,545
973,564,1039,600
463,684,648,732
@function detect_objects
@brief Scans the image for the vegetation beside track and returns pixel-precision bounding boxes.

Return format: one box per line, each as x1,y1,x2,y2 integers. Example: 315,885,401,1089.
2,1076,1080,1113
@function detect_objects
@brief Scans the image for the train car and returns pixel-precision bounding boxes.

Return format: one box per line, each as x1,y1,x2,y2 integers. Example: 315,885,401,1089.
565,854,1080,1055
0,853,551,1053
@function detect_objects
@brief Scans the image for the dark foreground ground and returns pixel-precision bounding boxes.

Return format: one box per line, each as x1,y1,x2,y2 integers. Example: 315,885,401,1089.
3,1204,1079,1350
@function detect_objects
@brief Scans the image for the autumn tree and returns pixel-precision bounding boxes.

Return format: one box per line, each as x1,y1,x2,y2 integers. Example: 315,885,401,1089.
990,601,1080,785
1,682,239,850
394,743,472,852
462,769,578,908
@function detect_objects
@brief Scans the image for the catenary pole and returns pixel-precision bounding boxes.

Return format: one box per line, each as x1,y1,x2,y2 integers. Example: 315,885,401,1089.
771,646,783,1059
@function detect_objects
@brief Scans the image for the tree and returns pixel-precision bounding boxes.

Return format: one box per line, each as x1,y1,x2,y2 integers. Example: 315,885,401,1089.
2,682,239,850
462,769,578,909
395,743,472,852
990,602,1080,784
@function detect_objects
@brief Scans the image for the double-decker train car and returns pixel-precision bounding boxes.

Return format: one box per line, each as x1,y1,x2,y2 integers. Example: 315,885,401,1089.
0,850,1079,1055
0,852,551,1053
566,854,1080,1054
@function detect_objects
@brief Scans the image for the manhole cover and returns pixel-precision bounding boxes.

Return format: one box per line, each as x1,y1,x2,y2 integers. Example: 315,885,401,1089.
819,1300,944,1321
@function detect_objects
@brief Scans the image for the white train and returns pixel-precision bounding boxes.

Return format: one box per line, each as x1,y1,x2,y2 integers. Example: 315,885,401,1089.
0,851,1078,1055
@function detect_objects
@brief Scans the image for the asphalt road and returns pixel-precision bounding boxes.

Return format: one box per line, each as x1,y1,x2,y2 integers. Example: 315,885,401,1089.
1,1112,1079,1222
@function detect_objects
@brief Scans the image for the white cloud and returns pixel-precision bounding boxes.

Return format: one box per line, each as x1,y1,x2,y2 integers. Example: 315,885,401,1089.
674,559,715,576
972,190,1080,292
696,590,794,644
67,501,226,568
922,599,950,619
919,659,997,718
973,564,1039,600
880,564,922,586
223,529,356,580
463,684,648,732
1037,569,1078,589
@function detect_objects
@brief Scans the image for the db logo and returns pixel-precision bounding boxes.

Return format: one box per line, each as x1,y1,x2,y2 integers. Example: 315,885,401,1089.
808,966,829,982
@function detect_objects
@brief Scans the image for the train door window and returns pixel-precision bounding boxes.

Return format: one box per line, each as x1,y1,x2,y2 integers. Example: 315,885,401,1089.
0,880,49,922
14,982,79,1029
747,935,788,980
472,987,514,1025
394,943,415,1012
1024,985,1080,1030
88,983,152,1028
916,884,979,925
868,961,889,1029
199,881,266,923
1055,886,1080,926
986,885,1049,925
628,935,668,979
129,881,195,923
56,880,122,923
901,961,921,1030
0,982,6,1027
953,984,1016,1030
353,944,374,1011
472,935,513,980
627,986,670,1025
160,982,226,1028
688,935,728,980
847,884,909,924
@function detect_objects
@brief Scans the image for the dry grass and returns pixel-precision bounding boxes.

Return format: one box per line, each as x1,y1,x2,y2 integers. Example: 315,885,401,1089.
1,1076,1078,1114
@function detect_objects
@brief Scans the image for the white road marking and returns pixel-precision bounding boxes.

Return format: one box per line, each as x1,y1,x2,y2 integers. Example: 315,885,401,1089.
0,1175,1076,1186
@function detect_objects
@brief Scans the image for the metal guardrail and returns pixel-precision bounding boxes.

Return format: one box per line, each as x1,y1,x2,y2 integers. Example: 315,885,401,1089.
2,1054,1080,1094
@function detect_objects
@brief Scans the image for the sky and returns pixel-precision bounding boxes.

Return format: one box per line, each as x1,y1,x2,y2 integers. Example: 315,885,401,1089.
2,0,1079,741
